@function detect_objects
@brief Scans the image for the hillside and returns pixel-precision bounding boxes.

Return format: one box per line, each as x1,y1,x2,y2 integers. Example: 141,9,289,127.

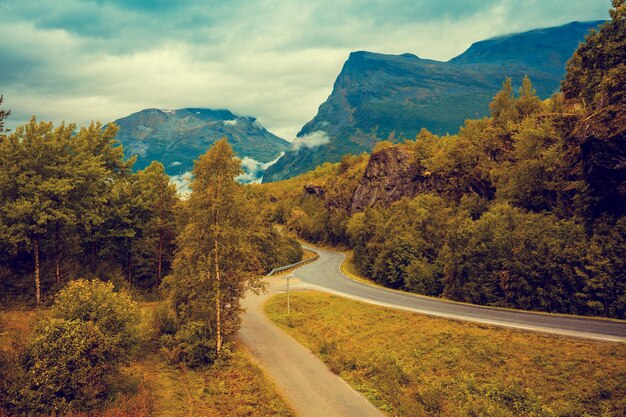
113,108,290,182
263,21,604,182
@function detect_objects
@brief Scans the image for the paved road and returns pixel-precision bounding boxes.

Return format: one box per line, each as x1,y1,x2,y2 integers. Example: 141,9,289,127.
239,276,385,417
294,245,626,342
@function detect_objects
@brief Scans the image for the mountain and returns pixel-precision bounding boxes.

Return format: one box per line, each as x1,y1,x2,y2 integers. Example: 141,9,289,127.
263,21,605,182
113,108,290,182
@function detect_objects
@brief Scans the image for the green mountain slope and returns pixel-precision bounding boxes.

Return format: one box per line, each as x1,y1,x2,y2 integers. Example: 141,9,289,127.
263,21,604,182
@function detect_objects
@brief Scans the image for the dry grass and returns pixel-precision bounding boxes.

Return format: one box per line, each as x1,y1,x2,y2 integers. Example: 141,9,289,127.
302,248,318,262
266,291,626,417
0,308,46,354
132,343,294,417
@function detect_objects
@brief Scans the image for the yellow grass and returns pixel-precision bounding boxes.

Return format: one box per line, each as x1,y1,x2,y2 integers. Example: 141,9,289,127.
266,291,626,417
131,343,294,417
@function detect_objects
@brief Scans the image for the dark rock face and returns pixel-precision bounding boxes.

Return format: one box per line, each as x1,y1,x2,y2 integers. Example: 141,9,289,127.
575,107,626,213
263,21,604,182
350,147,421,212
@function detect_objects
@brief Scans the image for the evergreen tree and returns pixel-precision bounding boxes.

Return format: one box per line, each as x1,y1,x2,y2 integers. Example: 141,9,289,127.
132,162,178,287
0,95,9,133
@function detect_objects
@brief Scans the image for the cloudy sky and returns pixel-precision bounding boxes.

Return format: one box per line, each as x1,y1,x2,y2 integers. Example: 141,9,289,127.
0,0,610,139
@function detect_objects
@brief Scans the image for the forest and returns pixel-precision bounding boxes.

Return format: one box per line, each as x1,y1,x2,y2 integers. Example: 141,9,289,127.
259,6,626,318
0,107,301,414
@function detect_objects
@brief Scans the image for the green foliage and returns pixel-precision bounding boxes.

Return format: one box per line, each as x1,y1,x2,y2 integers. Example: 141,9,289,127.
14,319,116,415
260,65,625,317
163,139,280,364
0,115,180,306
52,279,142,361
562,1,626,109
443,204,588,313
2,279,143,415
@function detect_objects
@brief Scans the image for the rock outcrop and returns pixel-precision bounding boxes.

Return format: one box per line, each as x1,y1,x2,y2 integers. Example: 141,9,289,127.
350,146,422,212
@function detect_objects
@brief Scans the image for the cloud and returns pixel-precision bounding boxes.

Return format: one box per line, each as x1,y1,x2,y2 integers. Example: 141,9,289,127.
0,0,610,137
169,171,193,198
235,153,286,183
290,131,331,151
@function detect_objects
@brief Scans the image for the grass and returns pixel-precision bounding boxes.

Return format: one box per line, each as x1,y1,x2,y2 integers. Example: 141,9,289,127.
1,306,294,417
131,344,293,417
266,291,626,417
302,248,318,261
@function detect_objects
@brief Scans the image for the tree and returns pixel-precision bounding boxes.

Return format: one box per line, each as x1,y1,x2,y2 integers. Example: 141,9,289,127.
562,1,626,110
164,138,263,360
133,162,178,287
489,77,517,127
16,319,115,415
71,122,134,274
0,95,9,133
0,118,77,306
12,279,141,415
515,75,543,118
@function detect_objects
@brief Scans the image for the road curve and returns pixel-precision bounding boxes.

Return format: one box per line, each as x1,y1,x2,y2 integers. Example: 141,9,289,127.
239,277,385,417
294,245,626,342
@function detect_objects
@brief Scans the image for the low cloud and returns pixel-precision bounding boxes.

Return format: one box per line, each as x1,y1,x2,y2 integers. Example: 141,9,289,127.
169,171,193,198
290,131,331,151
235,152,285,183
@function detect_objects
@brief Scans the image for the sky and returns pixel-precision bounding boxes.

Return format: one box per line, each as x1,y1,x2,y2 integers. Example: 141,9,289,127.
0,0,610,140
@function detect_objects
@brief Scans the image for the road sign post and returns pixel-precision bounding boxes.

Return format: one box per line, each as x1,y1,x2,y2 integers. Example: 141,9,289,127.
287,274,291,315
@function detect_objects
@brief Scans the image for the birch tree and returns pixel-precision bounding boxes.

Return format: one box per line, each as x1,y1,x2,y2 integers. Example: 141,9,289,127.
165,138,263,359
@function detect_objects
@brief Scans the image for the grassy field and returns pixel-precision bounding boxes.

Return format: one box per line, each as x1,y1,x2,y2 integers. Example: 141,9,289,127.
0,307,294,417
266,291,626,417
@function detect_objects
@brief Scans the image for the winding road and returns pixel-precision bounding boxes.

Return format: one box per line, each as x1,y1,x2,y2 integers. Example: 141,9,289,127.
295,245,626,342
239,244,625,417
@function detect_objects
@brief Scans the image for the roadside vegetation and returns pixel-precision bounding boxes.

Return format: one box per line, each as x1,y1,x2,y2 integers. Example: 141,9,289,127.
257,2,626,318
0,298,294,417
267,291,626,417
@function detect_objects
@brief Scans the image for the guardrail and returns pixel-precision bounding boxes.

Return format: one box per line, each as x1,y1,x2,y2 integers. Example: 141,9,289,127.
266,251,320,276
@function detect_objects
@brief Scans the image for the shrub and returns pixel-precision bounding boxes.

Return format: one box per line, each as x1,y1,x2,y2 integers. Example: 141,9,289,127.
15,319,115,415
52,279,141,362
174,321,217,367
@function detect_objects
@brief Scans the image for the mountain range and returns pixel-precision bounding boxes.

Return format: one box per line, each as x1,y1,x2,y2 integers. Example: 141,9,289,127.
262,20,605,182
112,108,289,183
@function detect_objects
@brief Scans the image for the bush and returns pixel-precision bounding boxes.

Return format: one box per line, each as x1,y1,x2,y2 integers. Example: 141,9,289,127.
174,321,217,367
52,279,141,362
15,319,116,415
3,279,143,416
152,302,177,337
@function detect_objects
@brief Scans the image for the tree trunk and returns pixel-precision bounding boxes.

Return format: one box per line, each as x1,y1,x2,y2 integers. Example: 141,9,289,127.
91,235,96,273
127,247,132,283
214,175,222,355
55,225,61,286
34,237,41,308
158,229,163,284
